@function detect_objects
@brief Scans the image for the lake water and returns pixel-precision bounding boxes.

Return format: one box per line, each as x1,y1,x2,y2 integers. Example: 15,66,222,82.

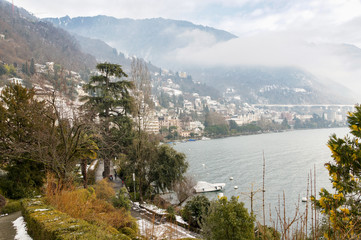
173,128,349,222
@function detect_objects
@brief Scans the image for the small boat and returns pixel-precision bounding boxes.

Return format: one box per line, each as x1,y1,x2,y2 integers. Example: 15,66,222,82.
302,197,308,202
194,181,226,193
229,177,234,180
234,186,238,189
201,136,211,140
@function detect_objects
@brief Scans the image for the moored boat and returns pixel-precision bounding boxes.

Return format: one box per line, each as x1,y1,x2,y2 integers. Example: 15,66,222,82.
194,181,226,193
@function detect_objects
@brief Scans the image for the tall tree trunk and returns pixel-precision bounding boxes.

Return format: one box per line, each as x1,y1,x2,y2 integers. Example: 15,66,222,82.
81,159,87,188
104,158,110,178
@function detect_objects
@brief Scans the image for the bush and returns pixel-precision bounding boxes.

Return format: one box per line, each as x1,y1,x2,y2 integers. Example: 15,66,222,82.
95,179,115,200
22,198,126,239
120,227,137,239
45,181,137,233
1,199,22,214
166,205,176,221
0,160,45,199
112,187,131,210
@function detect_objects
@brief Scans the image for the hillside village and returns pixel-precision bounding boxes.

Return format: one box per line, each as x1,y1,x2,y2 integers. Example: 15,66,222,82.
0,58,352,140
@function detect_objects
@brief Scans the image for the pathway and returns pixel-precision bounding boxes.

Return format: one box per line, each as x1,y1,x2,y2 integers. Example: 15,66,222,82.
0,211,22,240
95,160,123,192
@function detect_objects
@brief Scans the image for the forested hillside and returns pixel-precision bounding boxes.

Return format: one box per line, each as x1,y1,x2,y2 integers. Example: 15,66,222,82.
0,0,96,73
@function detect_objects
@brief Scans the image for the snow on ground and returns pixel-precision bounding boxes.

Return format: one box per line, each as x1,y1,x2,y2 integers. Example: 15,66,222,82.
137,219,195,239
141,203,167,215
175,215,188,225
13,216,32,240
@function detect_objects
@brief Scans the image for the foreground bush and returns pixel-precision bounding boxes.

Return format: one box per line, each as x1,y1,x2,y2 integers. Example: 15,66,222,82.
22,198,131,240
1,199,22,214
45,178,137,235
112,187,131,211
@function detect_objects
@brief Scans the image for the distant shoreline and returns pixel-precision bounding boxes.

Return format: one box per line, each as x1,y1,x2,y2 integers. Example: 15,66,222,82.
166,125,348,144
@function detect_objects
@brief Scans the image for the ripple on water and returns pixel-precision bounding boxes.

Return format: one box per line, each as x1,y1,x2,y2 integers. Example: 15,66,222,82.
174,128,348,222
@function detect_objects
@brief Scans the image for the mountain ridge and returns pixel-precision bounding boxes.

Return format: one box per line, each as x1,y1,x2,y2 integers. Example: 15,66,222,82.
43,14,357,104
0,0,96,73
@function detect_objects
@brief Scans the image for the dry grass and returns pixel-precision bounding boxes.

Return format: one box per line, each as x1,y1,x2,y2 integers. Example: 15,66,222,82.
45,174,136,232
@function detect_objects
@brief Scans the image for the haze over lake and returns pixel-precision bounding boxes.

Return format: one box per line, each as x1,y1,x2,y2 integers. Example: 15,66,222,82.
174,127,349,220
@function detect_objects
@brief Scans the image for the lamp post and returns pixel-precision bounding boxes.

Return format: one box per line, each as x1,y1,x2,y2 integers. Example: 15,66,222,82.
133,172,136,201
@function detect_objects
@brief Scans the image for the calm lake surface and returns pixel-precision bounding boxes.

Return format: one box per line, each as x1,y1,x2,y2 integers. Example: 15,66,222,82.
173,128,349,221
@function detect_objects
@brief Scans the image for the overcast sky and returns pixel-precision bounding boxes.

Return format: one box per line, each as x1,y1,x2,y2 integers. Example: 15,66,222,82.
10,0,361,44
10,0,361,99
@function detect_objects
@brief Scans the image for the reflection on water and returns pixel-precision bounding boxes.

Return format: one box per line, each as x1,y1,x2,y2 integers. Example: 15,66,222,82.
174,128,349,222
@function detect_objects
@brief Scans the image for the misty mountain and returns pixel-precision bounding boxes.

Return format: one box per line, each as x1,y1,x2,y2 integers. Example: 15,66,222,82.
189,66,355,104
44,15,237,67
0,0,96,73
44,15,356,104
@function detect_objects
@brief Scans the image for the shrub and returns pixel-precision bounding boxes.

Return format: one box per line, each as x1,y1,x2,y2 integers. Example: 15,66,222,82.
95,179,115,200
45,180,137,233
1,199,22,214
112,187,131,211
22,198,126,239
0,160,44,199
120,227,137,239
166,205,176,222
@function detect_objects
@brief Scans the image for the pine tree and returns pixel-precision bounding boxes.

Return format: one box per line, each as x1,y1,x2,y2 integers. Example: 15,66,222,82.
82,63,135,177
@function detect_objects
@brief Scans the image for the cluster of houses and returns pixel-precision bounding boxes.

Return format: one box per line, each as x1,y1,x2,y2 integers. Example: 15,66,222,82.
3,61,353,139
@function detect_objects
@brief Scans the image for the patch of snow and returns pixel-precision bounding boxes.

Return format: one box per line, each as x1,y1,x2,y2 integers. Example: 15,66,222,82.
141,203,167,215
13,216,33,240
137,219,195,239
0,213,8,218
176,215,188,225
34,208,49,212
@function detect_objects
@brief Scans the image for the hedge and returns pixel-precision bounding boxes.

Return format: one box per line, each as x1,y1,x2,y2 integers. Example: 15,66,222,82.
21,198,131,240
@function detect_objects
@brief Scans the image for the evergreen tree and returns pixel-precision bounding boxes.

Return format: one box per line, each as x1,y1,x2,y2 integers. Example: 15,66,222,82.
0,84,47,198
82,63,135,177
182,195,210,228
150,144,188,193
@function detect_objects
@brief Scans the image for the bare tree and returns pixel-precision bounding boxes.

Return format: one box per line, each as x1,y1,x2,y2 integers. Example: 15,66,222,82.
33,92,98,184
129,58,154,201
173,175,196,205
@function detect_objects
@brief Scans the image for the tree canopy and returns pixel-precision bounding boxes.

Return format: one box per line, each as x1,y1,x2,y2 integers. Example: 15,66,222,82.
201,196,255,240
0,84,98,198
182,195,210,228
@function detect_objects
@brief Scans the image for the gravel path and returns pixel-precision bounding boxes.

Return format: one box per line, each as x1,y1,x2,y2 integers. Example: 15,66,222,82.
0,211,22,240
